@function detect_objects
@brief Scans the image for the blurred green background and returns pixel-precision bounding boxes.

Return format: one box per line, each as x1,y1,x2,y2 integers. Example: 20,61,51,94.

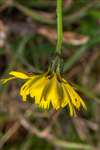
0,0,100,150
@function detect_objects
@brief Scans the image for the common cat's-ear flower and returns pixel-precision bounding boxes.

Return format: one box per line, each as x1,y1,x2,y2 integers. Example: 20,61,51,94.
1,71,86,116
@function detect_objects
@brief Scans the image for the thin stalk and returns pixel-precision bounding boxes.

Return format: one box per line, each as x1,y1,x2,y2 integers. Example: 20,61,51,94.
56,0,63,54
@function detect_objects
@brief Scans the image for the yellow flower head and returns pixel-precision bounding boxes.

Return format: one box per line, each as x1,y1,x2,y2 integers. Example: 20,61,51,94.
1,71,86,116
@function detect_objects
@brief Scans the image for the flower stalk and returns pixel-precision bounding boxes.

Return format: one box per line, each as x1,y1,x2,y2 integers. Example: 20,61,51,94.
50,0,63,74
56,0,63,55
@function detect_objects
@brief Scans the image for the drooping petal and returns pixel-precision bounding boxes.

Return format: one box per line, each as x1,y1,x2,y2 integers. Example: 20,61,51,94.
61,84,68,108
20,78,34,101
30,75,48,104
45,74,61,110
65,82,86,110
62,84,76,116
39,98,50,109
9,71,30,79
1,77,15,84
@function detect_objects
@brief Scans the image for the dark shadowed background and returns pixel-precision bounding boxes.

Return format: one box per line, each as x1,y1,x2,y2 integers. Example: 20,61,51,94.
0,0,100,150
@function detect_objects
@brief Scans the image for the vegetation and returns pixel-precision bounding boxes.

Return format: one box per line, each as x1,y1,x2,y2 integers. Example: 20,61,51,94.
0,0,100,149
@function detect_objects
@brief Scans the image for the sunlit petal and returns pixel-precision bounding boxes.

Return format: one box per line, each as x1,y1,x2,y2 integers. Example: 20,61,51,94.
62,84,75,116
39,98,50,109
1,77,15,84
65,83,86,110
20,78,34,101
45,75,61,109
30,75,48,104
9,71,30,79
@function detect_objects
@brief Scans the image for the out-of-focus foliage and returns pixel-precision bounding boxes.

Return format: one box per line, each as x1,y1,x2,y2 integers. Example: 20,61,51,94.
0,0,100,150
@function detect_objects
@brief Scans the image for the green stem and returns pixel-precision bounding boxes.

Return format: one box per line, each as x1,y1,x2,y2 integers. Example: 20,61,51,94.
56,0,63,54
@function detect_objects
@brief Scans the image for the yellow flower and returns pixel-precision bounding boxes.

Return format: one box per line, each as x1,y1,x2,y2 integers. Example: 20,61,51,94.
1,71,86,116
